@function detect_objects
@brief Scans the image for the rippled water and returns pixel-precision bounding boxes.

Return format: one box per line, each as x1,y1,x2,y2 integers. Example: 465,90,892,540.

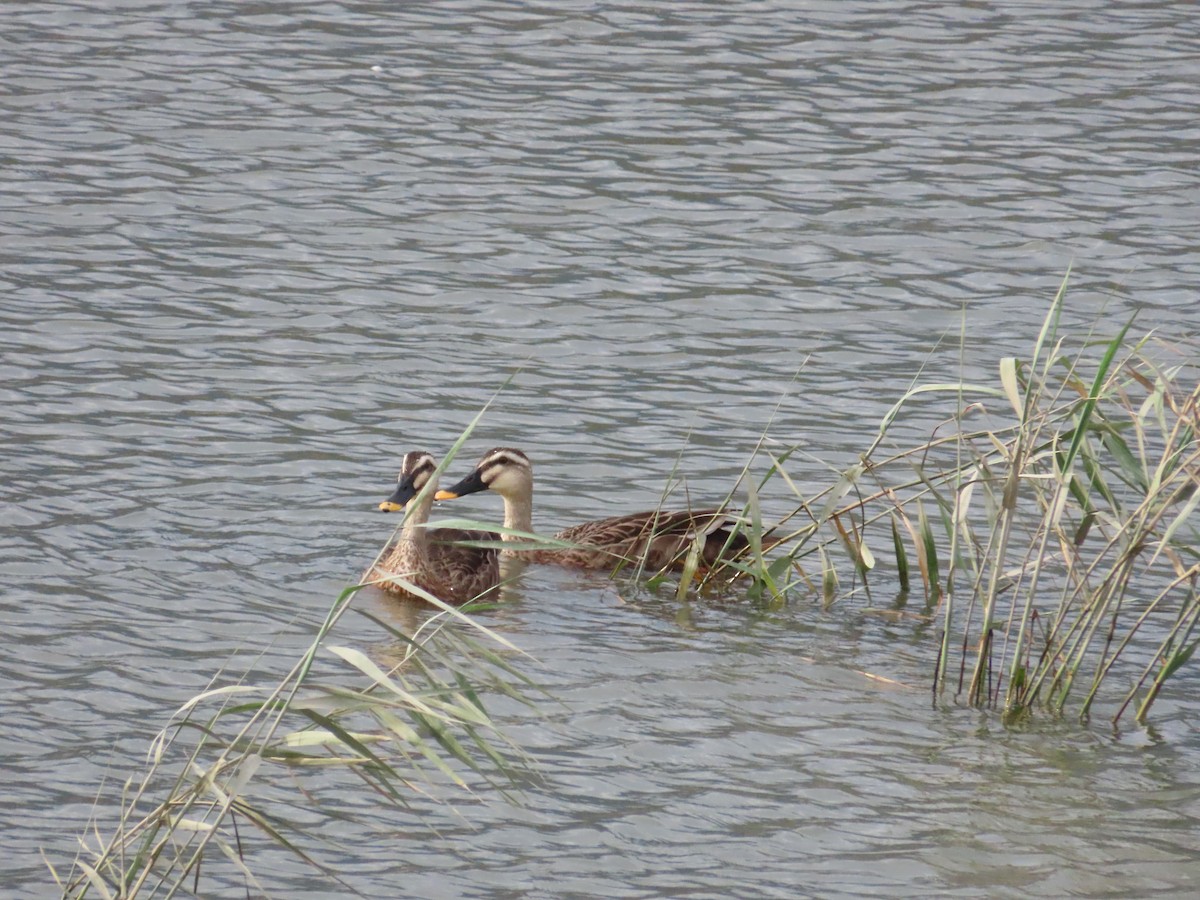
4,0,1199,896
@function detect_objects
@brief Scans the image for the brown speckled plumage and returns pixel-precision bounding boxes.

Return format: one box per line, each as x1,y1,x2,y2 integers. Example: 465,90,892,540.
365,451,500,604
435,447,753,572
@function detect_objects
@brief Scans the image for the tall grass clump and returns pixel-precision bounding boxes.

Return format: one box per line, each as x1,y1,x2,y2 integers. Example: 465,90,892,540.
54,583,534,899
755,274,1198,724
927,293,1198,726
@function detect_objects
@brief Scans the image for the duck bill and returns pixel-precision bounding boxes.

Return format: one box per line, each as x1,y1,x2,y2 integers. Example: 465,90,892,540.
378,481,417,512
434,467,487,501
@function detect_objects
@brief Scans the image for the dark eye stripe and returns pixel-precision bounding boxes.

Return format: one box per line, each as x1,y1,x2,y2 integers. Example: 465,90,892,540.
403,452,437,479
478,448,530,474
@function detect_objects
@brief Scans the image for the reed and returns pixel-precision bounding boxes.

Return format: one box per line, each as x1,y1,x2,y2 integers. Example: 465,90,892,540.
743,273,1198,724
50,574,537,899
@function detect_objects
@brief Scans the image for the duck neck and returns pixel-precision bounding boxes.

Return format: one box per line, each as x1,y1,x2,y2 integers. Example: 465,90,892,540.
387,490,433,569
501,489,534,540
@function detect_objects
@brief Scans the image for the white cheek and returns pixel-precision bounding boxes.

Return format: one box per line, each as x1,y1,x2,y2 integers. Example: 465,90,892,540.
487,469,520,496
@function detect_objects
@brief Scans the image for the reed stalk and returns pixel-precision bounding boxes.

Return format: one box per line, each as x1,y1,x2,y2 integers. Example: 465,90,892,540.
749,273,1196,724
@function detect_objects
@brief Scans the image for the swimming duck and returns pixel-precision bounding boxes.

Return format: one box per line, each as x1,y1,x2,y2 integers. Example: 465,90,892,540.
433,447,754,572
365,451,500,604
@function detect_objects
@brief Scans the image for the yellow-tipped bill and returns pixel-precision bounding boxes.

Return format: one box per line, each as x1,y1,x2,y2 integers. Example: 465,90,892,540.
435,466,489,501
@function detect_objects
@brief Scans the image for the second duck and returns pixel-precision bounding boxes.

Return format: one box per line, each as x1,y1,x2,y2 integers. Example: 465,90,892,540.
434,447,754,572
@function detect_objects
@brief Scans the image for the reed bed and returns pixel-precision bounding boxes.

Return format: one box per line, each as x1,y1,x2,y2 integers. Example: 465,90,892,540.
720,275,1199,725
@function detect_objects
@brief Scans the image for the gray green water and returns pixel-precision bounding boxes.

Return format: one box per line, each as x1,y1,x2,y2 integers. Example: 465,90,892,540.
3,1,1199,896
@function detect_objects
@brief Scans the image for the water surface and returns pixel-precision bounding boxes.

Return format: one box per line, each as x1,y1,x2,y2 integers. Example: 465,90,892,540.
3,1,1199,896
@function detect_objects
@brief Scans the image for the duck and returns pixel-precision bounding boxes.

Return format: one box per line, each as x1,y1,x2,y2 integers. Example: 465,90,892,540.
433,447,757,573
364,451,500,604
